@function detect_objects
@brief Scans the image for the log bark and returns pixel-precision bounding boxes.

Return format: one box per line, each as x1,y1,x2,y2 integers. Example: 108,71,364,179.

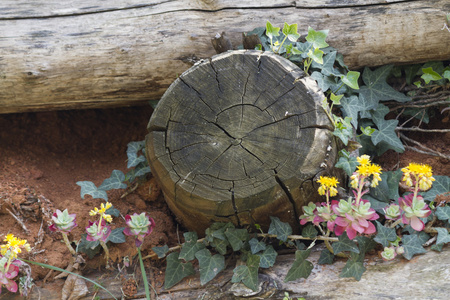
145,50,338,233
1,0,449,114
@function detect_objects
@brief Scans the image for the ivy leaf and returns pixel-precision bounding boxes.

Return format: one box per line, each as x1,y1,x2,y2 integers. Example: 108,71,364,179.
301,224,318,238
435,228,450,245
330,92,343,105
212,239,229,255
265,21,280,39
318,248,334,265
98,170,127,191
231,254,260,291
311,72,336,92
401,235,427,260
340,252,366,281
307,48,324,64
320,51,338,76
179,232,206,261
341,71,360,90
106,227,126,244
76,181,108,201
257,245,277,268
306,27,329,49
332,234,360,255
282,22,300,42
284,250,313,282
360,126,376,136
355,236,376,254
105,206,120,217
126,141,146,168
421,67,442,84
77,234,100,259
358,65,410,110
249,238,266,254
421,176,450,202
436,206,450,221
443,70,450,81
374,221,397,247
404,64,422,85
335,156,358,176
268,216,292,242
340,95,362,128
369,170,403,203
152,245,169,258
164,252,195,289
134,163,151,177
371,119,404,152
225,228,248,252
195,248,225,286
431,243,444,252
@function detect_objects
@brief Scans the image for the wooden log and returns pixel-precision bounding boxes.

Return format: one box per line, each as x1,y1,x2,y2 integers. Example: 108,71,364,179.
145,50,338,233
1,0,449,114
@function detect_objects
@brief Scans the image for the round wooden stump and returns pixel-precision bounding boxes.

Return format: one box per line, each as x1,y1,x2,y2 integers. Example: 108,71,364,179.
146,50,339,234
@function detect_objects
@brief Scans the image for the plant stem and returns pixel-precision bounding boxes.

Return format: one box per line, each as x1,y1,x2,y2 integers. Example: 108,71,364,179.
62,233,77,256
99,241,110,269
389,219,403,228
138,247,152,300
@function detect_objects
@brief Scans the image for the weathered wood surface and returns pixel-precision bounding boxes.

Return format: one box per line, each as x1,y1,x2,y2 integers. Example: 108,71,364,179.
1,0,449,114
145,50,338,233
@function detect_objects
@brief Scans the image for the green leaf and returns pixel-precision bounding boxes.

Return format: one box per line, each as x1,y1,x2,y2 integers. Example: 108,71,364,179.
134,163,151,177
99,170,127,191
320,51,338,76
105,206,120,217
249,238,266,254
282,22,300,42
195,248,225,286
335,156,358,176
268,216,292,242
403,64,421,85
76,181,108,200
318,248,334,265
301,224,318,238
211,238,229,255
355,236,376,254
77,234,100,259
369,170,403,203
360,126,375,136
257,245,277,268
306,27,329,49
107,227,126,244
421,176,450,202
164,252,195,289
443,70,450,81
311,72,336,92
371,119,405,152
340,95,362,128
126,141,146,168
431,243,444,252
231,254,260,291
332,234,360,255
358,65,410,110
284,250,313,282
436,206,450,221
330,92,343,105
421,67,442,84
179,232,206,261
152,245,169,258
401,235,427,260
341,71,360,90
225,228,248,252
307,48,324,64
435,228,450,245
265,21,280,39
340,252,366,281
374,221,397,247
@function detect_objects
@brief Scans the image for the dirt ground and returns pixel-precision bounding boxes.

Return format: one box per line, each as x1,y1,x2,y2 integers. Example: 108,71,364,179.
0,105,448,297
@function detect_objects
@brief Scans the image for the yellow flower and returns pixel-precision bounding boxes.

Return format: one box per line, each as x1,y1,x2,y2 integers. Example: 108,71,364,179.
354,160,382,188
317,176,339,197
357,155,371,166
401,163,435,191
90,202,113,216
103,214,113,223
1,234,31,259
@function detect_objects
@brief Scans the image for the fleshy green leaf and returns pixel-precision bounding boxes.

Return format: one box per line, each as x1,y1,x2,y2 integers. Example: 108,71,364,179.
225,228,248,252
231,254,260,291
164,252,195,289
421,176,450,202
107,227,126,244
257,245,277,268
282,22,300,42
179,232,206,261
195,248,225,286
284,250,313,282
374,221,397,247
358,65,410,110
307,48,324,64
335,156,358,176
340,252,366,281
152,245,169,258
249,238,266,254
421,67,442,84
341,71,360,90
401,235,427,260
301,224,318,238
98,170,127,191
436,206,450,221
126,141,146,168
435,228,450,245
332,234,360,255
306,27,329,49
318,248,334,265
76,181,108,201
265,21,280,39
268,216,292,242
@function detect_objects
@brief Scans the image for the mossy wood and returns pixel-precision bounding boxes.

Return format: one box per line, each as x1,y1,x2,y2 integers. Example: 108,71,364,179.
146,50,338,233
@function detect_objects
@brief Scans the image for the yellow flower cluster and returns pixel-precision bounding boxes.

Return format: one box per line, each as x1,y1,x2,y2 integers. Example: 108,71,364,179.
350,155,382,188
317,176,339,197
1,234,31,259
401,163,435,191
89,202,113,223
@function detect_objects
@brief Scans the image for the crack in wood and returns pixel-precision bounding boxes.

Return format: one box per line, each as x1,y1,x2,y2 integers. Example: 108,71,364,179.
273,171,300,223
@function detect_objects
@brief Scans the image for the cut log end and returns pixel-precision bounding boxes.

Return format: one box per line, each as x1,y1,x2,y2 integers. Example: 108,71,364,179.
146,50,339,234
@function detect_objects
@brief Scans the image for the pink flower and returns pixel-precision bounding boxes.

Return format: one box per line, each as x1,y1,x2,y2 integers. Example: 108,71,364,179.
0,259,19,294
49,209,78,233
86,219,111,242
398,194,431,231
123,213,155,247
333,199,378,240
